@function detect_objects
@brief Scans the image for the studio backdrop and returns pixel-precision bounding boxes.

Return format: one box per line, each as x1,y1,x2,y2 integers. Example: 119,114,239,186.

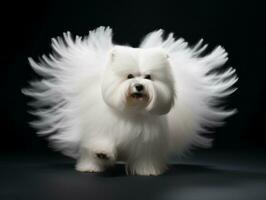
1,0,265,154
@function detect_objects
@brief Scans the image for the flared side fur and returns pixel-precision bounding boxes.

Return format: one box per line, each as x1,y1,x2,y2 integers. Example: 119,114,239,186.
23,27,237,158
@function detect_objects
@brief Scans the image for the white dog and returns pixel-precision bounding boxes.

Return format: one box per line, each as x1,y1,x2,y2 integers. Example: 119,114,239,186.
23,27,237,175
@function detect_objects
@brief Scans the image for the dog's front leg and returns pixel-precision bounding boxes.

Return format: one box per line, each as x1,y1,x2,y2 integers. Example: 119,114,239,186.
75,138,117,173
127,150,168,176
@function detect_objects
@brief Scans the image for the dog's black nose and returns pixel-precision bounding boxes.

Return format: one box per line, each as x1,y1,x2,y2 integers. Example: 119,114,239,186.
135,84,144,91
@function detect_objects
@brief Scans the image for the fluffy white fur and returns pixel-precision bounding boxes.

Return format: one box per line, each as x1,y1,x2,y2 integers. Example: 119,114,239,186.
22,27,238,176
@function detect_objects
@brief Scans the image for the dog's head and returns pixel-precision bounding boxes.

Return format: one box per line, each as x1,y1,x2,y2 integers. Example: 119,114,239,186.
101,46,175,115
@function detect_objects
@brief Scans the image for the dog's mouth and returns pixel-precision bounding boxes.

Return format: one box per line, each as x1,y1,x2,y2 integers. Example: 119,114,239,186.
130,92,147,100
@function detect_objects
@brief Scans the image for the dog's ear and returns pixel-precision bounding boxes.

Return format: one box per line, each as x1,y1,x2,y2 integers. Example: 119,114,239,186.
110,48,117,62
146,82,175,115
161,49,169,60
146,95,173,115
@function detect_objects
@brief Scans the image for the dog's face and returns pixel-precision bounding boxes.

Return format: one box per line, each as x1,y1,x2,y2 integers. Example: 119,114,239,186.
101,46,175,115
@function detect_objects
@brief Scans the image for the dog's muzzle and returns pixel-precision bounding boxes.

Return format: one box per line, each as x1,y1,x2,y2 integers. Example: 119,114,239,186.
129,83,149,101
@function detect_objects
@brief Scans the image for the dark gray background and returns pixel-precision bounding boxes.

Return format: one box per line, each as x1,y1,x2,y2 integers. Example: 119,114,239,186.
1,0,265,153
1,0,266,199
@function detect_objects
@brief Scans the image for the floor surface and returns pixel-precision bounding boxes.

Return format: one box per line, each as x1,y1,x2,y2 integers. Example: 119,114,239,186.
1,149,266,200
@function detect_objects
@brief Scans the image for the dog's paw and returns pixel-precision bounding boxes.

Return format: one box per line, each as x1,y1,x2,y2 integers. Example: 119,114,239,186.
75,161,104,173
129,163,167,176
96,153,109,160
134,170,163,176
94,151,116,163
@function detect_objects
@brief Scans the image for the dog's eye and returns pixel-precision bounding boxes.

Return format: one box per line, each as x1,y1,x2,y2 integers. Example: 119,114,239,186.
127,74,134,79
144,74,151,80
